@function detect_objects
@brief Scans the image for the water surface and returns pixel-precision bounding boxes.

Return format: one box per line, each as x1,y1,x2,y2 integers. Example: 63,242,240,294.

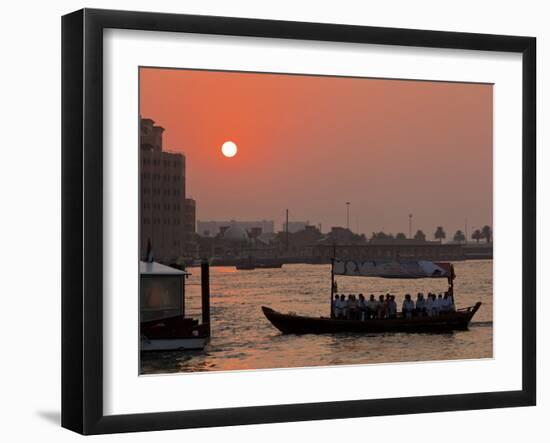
141,260,492,374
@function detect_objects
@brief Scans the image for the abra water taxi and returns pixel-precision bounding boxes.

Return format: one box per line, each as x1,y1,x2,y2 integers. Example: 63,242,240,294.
262,258,481,335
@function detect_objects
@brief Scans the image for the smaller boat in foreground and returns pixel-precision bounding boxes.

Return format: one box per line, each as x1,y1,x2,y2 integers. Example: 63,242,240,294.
140,259,211,352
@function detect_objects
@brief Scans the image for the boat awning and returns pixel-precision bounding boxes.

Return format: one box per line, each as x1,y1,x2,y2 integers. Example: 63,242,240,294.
140,261,189,276
333,259,454,279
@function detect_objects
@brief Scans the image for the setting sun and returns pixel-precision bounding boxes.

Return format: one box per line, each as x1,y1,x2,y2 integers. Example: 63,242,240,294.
221,141,237,158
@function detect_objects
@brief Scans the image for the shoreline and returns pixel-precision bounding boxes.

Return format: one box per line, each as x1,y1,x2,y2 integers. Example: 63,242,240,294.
187,256,493,268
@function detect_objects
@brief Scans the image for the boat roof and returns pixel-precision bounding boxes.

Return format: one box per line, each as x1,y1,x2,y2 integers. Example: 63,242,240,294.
333,259,454,279
140,261,188,276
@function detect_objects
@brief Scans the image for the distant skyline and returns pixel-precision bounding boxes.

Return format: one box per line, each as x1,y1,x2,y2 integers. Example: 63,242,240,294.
140,68,493,239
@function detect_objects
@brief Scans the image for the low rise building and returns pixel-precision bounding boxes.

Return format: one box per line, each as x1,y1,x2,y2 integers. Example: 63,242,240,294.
197,220,275,238
283,221,309,233
312,240,465,262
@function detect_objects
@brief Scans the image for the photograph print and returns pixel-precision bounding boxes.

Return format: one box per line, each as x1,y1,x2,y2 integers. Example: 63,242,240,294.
138,67,493,375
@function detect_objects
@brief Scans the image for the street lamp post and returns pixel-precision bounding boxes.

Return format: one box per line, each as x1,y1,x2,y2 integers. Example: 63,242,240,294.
408,213,413,239
346,202,350,230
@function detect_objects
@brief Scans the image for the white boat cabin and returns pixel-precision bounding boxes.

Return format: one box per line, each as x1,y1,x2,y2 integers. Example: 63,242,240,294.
140,261,189,322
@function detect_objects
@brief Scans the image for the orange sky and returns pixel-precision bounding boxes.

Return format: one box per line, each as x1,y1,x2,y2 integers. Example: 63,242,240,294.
139,67,493,238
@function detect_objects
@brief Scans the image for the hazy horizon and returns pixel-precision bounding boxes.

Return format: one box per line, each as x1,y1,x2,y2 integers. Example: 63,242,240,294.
140,68,493,240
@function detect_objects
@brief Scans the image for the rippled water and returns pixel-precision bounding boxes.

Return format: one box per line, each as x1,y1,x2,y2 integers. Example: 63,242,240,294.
140,260,492,374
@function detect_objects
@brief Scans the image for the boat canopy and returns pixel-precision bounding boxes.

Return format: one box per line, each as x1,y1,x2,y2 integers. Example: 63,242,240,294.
140,261,189,276
333,259,454,279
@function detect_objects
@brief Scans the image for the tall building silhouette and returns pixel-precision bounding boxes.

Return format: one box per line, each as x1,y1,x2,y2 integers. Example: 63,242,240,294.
140,118,197,262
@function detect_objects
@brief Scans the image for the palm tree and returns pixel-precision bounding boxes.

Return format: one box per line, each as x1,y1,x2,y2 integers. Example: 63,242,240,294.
414,230,426,241
481,225,492,243
434,226,446,243
453,230,466,243
471,229,482,243
371,231,394,240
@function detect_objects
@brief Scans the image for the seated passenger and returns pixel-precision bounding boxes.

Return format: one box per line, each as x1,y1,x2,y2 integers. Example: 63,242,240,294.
378,295,386,319
402,294,414,319
444,291,456,312
387,295,397,318
358,294,366,321
427,293,438,317
441,293,452,313
340,295,349,319
355,295,362,320
425,293,433,316
366,294,379,320
347,294,358,320
435,294,444,315
415,293,427,317
332,294,341,318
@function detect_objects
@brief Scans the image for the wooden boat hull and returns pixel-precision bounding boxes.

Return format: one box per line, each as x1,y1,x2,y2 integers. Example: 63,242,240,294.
140,336,208,352
262,303,482,335
140,315,209,351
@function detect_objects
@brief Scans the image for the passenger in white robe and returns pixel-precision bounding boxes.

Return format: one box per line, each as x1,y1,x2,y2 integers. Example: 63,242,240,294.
358,294,367,321
435,294,443,315
332,294,341,318
366,294,379,320
340,295,349,319
402,294,415,319
441,293,452,313
415,293,427,317
426,293,436,317
387,295,397,318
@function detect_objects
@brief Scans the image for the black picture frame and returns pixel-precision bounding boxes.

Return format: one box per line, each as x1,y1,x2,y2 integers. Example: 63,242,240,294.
62,8,536,435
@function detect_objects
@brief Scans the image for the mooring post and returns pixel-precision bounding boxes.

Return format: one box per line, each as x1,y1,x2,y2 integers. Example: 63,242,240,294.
330,244,336,318
201,260,211,337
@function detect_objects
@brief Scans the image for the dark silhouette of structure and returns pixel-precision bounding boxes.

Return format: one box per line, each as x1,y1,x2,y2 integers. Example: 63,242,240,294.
140,118,197,263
